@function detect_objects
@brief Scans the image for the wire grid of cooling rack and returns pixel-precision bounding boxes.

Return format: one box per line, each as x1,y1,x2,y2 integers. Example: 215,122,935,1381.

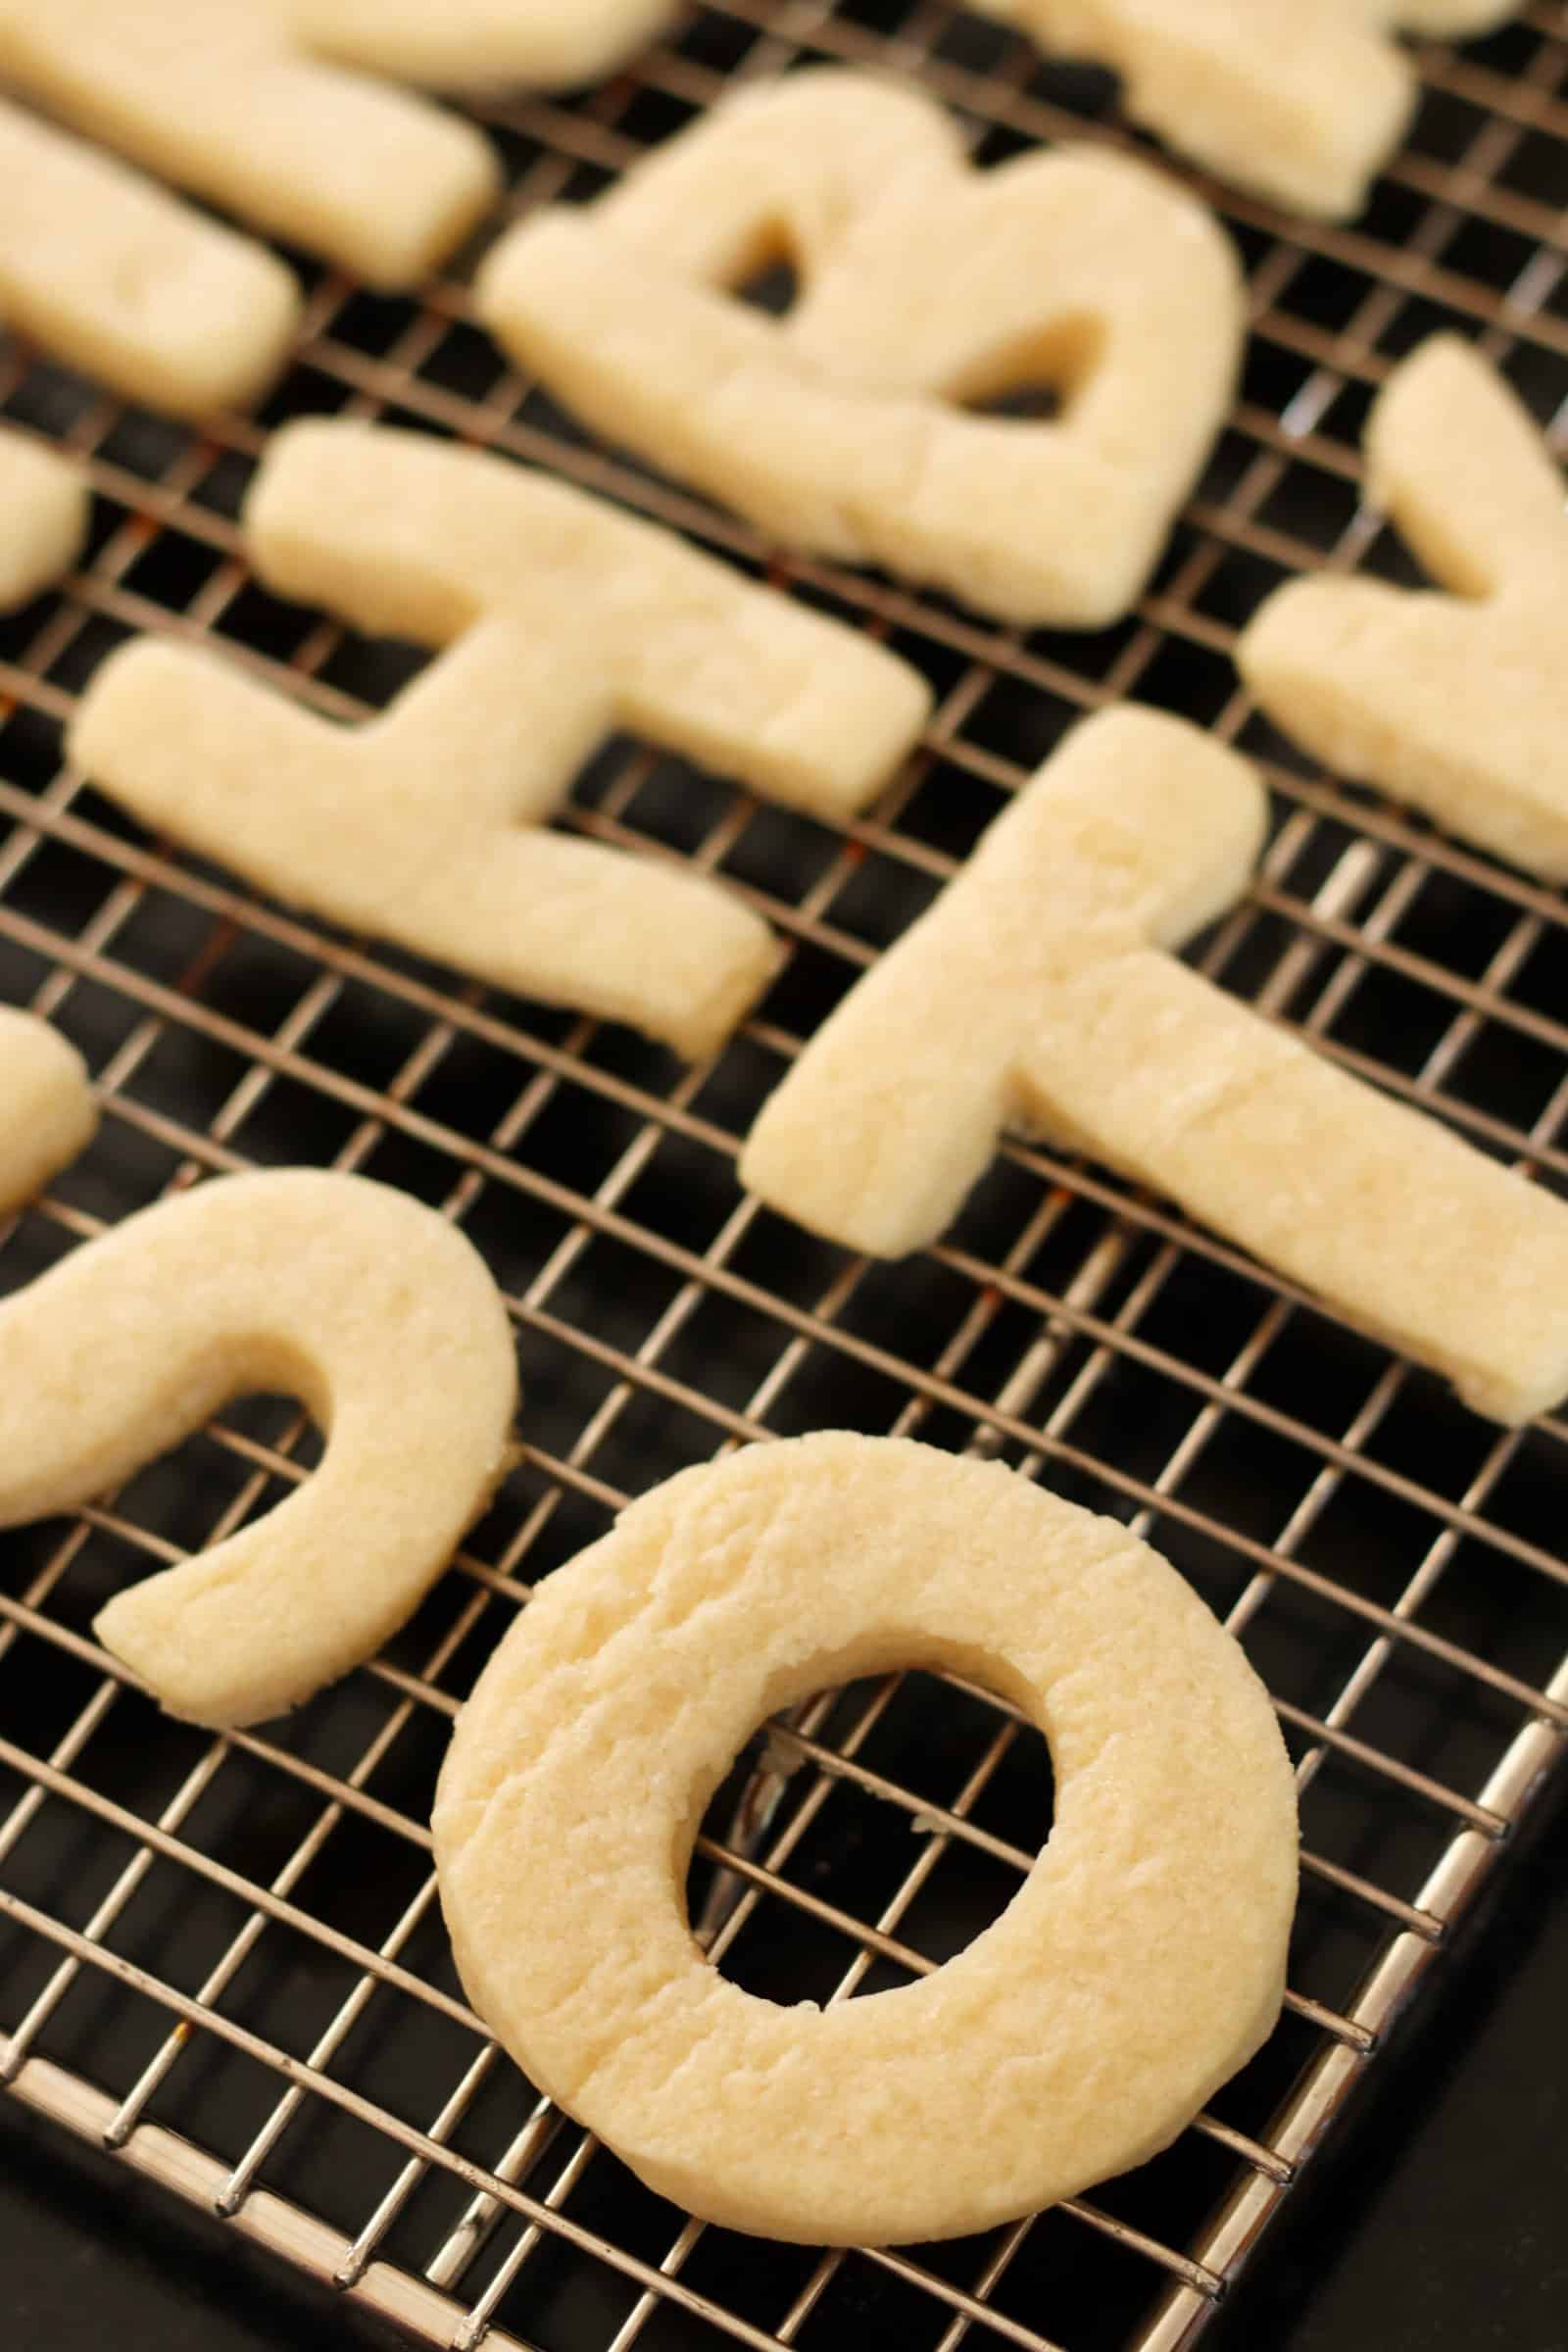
1,5,1567,2350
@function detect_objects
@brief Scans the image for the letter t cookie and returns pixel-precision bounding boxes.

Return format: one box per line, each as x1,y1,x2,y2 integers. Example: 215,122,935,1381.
743,709,1568,1423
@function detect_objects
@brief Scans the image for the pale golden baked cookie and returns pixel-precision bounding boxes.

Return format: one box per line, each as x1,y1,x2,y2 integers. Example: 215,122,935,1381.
741,709,1568,1424
0,429,87,612
0,1,498,287
967,1,1520,218
1239,335,1568,883
0,1009,97,1212
290,0,677,89
0,100,300,418
477,71,1244,625
70,420,929,1059
434,1432,1298,2246
0,1170,517,1730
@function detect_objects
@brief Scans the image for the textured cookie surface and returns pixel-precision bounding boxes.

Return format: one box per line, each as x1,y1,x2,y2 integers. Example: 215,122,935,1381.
70,421,928,1060
478,71,1243,625
0,1,498,285
968,1,1520,217
0,1170,517,1729
435,1433,1298,2245
742,708,1568,1423
1239,335,1568,883
289,0,676,89
0,429,87,612
0,99,299,418
0,1009,97,1211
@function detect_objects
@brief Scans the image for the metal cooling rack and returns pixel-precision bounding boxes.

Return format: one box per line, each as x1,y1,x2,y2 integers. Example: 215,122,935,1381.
1,5,1567,2349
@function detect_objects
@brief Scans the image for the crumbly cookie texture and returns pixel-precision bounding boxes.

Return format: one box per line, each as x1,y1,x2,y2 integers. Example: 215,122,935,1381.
1239,335,1568,883
478,70,1243,626
0,1170,517,1730
0,1009,97,1212
0,0,498,286
69,421,929,1060
742,708,1568,1425
435,1432,1298,2246
0,101,300,417
967,1,1520,218
0,428,87,612
289,0,677,89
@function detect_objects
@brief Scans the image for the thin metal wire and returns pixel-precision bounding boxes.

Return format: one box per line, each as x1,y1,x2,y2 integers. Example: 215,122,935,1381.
0,7,1566,2352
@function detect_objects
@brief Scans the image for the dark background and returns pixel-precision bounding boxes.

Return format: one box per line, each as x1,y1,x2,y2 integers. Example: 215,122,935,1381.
2,1753,1564,2352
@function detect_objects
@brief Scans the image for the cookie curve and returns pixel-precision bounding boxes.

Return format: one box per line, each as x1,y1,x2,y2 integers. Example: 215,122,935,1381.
0,428,88,612
740,707,1568,1424
0,2,499,286
0,99,299,417
0,1008,98,1214
0,1168,518,1730
476,69,1245,626
966,1,1520,219
288,0,678,90
1237,335,1568,884
434,1431,1298,2246
69,421,930,1059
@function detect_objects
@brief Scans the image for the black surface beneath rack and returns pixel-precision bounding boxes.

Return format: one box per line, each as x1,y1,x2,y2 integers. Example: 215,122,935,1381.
5,1755,1565,2352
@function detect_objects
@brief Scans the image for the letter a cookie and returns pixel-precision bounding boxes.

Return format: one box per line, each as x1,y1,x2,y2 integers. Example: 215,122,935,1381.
742,709,1568,1424
479,72,1244,626
1239,336,1568,884
69,423,930,1060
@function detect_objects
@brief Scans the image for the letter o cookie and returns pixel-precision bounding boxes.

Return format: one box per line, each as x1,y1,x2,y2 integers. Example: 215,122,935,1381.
434,1433,1298,2245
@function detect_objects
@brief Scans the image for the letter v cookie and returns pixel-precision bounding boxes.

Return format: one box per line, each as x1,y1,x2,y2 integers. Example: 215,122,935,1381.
742,709,1568,1424
0,101,299,417
0,1170,517,1729
1239,336,1568,883
967,2,1519,218
0,0,497,286
478,71,1244,626
69,422,929,1060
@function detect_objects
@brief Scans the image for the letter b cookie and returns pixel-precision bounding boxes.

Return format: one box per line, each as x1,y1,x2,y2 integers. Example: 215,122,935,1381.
479,72,1245,626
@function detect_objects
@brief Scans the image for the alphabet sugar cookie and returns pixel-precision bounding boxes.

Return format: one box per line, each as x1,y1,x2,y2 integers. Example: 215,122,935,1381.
70,422,929,1060
1239,336,1568,883
0,2,497,286
478,72,1244,625
435,1433,1298,2245
968,2,1520,218
0,1009,97,1212
742,710,1568,1424
0,428,87,612
0,101,299,417
0,1170,517,1729
290,0,677,90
